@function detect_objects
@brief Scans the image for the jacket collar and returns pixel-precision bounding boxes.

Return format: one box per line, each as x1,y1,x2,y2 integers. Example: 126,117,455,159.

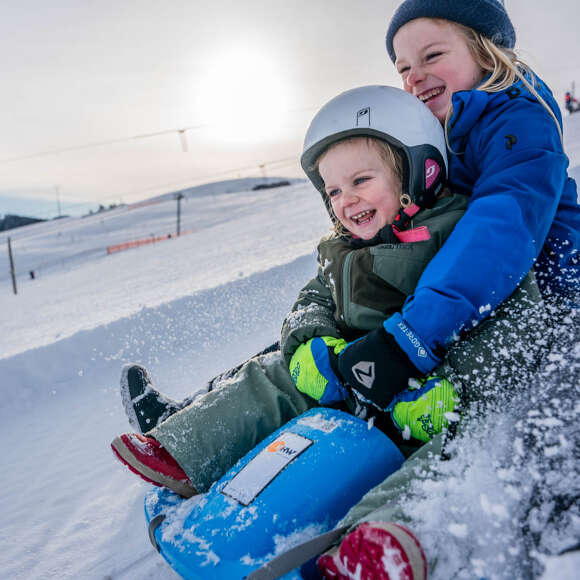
448,89,489,143
447,73,559,147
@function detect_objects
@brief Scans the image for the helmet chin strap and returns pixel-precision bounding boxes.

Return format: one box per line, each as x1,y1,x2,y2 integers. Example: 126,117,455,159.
391,203,431,243
349,203,431,248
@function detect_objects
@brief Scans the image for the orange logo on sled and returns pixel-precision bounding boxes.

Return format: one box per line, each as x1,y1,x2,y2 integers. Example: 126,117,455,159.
267,441,285,452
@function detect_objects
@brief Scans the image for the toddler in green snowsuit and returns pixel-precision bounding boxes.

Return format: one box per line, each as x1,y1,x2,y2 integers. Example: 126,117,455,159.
112,87,544,509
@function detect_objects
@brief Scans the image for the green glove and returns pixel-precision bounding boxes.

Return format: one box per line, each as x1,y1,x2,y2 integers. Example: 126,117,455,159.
390,376,460,442
289,337,348,404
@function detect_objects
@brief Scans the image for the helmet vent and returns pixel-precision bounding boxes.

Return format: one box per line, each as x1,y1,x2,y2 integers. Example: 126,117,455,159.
356,107,371,127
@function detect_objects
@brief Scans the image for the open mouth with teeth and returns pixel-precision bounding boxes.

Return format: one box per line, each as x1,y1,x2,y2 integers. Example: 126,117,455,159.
418,87,445,104
350,209,376,226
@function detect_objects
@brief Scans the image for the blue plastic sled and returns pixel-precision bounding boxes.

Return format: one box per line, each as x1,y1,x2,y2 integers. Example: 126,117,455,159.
144,407,405,579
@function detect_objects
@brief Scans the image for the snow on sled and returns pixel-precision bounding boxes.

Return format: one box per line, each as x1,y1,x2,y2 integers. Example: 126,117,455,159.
144,407,405,579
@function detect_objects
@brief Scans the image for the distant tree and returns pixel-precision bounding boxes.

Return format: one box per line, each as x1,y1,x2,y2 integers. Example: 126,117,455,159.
252,180,291,191
0,214,45,232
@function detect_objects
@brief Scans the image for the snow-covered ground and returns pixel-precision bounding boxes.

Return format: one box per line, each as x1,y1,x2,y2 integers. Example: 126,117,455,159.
0,183,329,580
1,114,579,579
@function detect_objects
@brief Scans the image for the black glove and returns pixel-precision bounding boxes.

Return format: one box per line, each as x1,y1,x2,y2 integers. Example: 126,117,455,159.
337,326,420,409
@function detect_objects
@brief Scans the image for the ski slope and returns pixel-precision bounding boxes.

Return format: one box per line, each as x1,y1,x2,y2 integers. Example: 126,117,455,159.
0,114,579,579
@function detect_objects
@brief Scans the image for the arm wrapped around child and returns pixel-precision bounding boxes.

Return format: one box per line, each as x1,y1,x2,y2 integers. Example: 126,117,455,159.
281,256,460,444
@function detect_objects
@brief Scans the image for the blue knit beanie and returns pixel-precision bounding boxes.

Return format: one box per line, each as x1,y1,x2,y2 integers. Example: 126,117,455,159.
386,0,516,63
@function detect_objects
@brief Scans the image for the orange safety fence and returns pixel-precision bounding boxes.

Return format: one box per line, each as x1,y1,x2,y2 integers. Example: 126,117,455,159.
107,231,191,255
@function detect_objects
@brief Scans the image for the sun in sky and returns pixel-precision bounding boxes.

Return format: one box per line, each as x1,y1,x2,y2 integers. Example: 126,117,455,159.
191,47,291,146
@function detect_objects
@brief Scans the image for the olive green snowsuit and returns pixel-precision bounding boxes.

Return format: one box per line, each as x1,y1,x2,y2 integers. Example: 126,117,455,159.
150,194,544,495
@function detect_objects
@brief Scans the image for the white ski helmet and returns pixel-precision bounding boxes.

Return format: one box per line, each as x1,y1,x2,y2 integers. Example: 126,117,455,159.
301,85,447,209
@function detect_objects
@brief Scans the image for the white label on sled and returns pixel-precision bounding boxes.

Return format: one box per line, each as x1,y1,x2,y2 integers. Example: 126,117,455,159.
222,432,313,506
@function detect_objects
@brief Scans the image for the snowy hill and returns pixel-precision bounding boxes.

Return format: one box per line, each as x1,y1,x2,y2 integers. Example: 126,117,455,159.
148,176,307,203
0,181,330,580
0,120,579,579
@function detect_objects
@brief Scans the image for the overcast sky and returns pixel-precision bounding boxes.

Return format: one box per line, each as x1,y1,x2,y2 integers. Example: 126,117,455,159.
1,0,579,218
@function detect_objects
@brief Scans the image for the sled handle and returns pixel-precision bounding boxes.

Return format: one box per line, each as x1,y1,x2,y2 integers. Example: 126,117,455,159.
148,514,166,552
245,525,349,579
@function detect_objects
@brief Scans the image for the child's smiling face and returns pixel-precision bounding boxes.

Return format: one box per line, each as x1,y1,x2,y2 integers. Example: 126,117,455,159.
393,18,485,123
318,139,402,240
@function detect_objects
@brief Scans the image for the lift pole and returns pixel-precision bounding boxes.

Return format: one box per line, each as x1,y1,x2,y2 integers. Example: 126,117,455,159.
176,193,184,237
7,237,17,295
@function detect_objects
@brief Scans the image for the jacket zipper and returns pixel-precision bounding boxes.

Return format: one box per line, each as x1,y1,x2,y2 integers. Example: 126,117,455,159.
342,251,354,327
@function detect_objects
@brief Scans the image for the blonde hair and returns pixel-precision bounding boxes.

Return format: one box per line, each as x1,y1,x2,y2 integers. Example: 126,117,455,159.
444,21,563,146
315,136,403,237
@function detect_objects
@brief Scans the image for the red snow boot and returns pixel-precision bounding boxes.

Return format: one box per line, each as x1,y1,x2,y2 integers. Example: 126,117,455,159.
111,433,197,498
317,521,427,580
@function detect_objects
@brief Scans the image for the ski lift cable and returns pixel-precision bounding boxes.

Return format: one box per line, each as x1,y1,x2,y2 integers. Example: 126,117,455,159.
1,154,301,221
0,124,211,165
96,156,301,204
34,155,300,210
1,154,303,237
0,106,318,166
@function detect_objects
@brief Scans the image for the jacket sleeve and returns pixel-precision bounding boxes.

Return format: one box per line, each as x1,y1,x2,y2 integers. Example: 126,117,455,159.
280,261,341,366
386,99,568,372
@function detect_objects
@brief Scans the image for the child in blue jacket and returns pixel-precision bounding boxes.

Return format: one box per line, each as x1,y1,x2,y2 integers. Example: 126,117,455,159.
315,2,579,578
336,0,580,421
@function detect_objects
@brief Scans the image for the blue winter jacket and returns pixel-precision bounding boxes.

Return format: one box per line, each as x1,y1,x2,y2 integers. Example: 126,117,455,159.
385,74,580,373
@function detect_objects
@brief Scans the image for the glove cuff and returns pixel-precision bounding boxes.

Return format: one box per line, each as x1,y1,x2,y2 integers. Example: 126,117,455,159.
384,313,440,374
